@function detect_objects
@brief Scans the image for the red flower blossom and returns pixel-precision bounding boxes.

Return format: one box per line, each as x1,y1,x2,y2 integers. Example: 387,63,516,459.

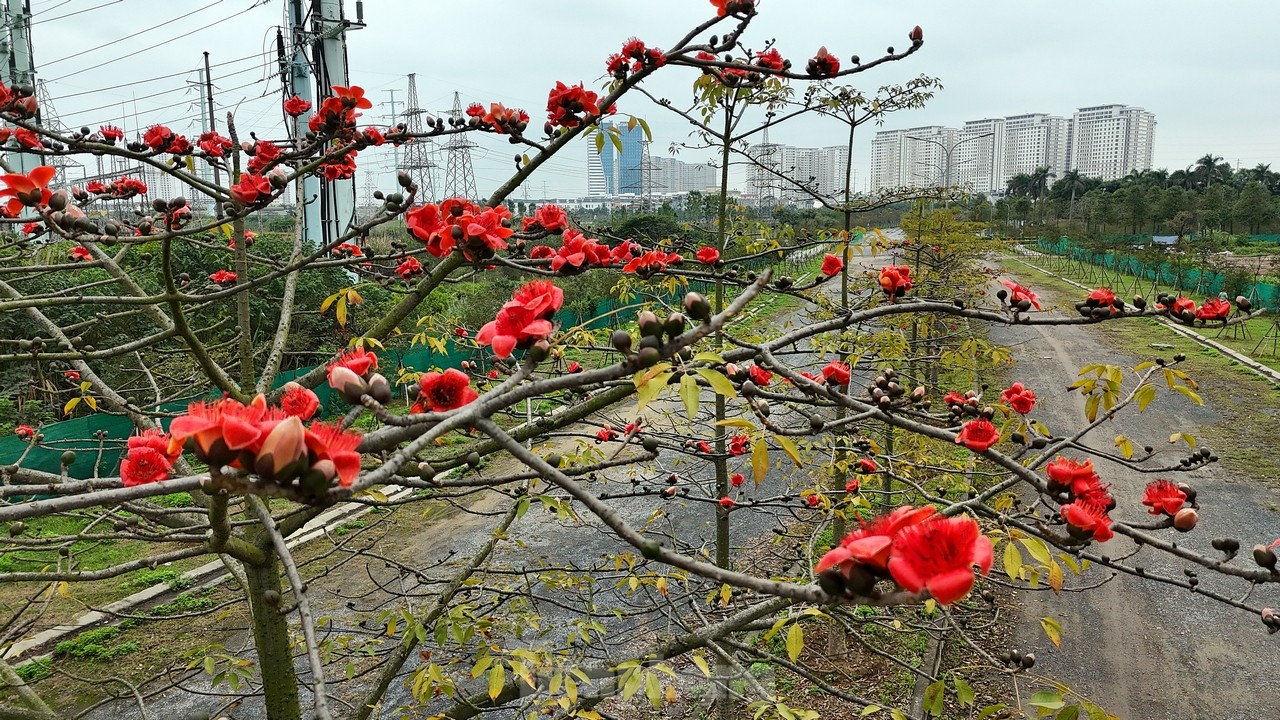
70,245,92,262
14,128,42,150
168,395,273,466
709,0,754,17
1061,500,1114,542
529,245,554,260
142,124,175,151
454,327,468,337
943,391,967,407
822,361,850,386
247,141,282,174
749,365,772,386
622,249,679,277
209,269,237,285
406,203,450,255
545,81,604,129
362,127,385,146
0,165,55,215
856,457,877,474
279,382,320,420
476,280,563,359
229,173,271,206
417,369,479,413
696,440,713,454
532,204,568,232
488,369,499,379
955,418,999,452
807,46,840,76
333,242,363,257
303,421,363,487
845,478,861,493
331,85,373,110
719,496,734,509
1087,287,1116,309
821,253,843,276
806,494,821,508
729,433,749,456
99,125,124,143
1142,479,1187,516
1196,297,1230,321
696,246,720,265
879,265,913,298
1045,456,1094,490
196,132,231,157
815,505,937,576
567,361,582,373
1000,279,1042,310
754,48,786,71
596,425,618,442
481,103,529,134
283,95,312,117
396,257,423,280
121,444,172,487
1000,382,1036,415
1169,296,1196,317
14,424,35,440
731,472,745,487
328,347,377,378
887,516,993,604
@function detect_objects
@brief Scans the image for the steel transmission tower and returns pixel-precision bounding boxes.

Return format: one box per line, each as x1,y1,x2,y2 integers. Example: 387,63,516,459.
34,80,80,185
442,92,478,200
401,74,437,201
750,125,782,207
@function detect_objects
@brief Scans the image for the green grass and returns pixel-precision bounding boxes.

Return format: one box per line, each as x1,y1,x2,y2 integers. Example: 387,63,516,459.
53,627,138,661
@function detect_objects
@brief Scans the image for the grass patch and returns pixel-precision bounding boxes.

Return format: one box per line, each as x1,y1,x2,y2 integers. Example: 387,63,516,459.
118,568,194,592
53,627,138,661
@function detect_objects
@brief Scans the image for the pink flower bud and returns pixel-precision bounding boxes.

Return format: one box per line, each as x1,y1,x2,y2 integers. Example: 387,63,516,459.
255,416,307,478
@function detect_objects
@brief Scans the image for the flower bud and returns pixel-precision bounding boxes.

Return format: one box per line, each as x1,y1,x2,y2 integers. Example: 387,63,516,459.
255,416,307,479
1254,544,1277,570
683,292,712,322
328,366,368,404
367,373,392,404
1173,507,1198,532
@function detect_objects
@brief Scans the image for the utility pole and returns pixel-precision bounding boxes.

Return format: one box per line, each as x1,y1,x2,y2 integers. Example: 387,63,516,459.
284,0,321,246
314,0,361,244
4,0,38,175
202,51,224,218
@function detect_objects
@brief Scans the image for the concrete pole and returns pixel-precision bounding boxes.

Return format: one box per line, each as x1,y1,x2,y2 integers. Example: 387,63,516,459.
6,0,38,175
287,0,322,246
316,0,356,244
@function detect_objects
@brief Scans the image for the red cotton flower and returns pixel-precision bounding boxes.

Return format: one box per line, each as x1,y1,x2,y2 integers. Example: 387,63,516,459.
709,0,754,17
719,496,735,509
821,253,843,276
1000,382,1036,414
856,457,877,474
197,132,232,157
1142,479,1187,516
887,516,993,605
696,246,720,265
247,141,282,174
1168,296,1196,318
596,425,618,443
279,382,320,421
229,173,271,206
845,478,861,493
943,391,967,408
1061,500,1114,542
815,505,937,577
531,203,568,232
14,128,42,150
753,48,786,71
731,473,745,487
1045,456,1094,491
396,257,424,280
14,424,35,441
1196,297,1230,321
142,124,175,151
416,369,479,413
696,440,713,454
878,265,913,298
729,434,749,456
822,361,850,386
567,361,582,373
955,418,999,452
1000,279,1042,310
328,347,378,378
64,370,80,382
748,365,772,386
303,421,364,487
0,165,55,215
121,445,172,487
283,95,312,116
806,46,840,76
1087,287,1116,309
545,81,604,129
476,280,564,359
69,245,92,262
99,125,124,143
621,249,679,278
209,270,237,285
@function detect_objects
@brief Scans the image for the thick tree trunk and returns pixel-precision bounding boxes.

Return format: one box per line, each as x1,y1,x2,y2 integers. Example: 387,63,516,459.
245,558,302,720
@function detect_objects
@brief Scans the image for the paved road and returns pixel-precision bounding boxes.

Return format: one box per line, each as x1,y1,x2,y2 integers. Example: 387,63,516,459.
992,276,1280,719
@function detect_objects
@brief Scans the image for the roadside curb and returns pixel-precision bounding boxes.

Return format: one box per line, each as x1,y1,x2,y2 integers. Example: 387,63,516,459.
1005,252,1280,389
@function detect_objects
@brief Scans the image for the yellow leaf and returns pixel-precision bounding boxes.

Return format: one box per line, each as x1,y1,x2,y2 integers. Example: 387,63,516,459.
655,576,668,597
714,418,755,429
320,291,339,313
636,372,672,412
861,706,882,716
696,368,738,398
751,438,769,485
718,583,731,606
1040,616,1063,648
487,663,505,700
1169,432,1196,449
691,652,711,677
679,373,699,420
347,288,364,305
664,684,677,704
336,296,348,327
645,671,661,708
786,622,804,662
83,396,97,412
1019,536,1052,565
776,435,803,467
1137,385,1157,412
1048,560,1064,593
1114,435,1134,459
1002,541,1022,581
63,397,80,415
57,581,70,598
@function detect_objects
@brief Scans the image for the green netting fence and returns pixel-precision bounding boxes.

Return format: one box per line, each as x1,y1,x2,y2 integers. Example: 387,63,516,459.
1,241,827,480
1033,236,1280,310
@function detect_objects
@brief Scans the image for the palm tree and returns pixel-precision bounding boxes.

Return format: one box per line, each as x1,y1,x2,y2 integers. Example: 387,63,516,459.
1005,173,1031,198
1192,153,1229,189
1057,169,1088,222
1028,166,1054,204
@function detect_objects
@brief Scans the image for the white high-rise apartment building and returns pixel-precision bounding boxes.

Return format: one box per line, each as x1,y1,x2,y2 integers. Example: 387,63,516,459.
1002,113,1071,179
955,118,1006,194
747,143,850,204
651,156,717,194
1069,104,1156,180
869,126,958,190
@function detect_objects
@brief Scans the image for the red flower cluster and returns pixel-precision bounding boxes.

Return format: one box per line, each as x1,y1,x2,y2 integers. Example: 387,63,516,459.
333,242,363,257
0,165,54,215
748,365,772,386
753,48,786,71
87,176,147,200
1046,456,1115,542
247,141,282,175
955,418,999,452
606,38,667,78
596,424,618,443
121,429,182,487
412,369,479,414
1000,382,1036,415
521,203,569,234
475,103,530,135
169,394,363,487
806,47,840,76
621,249,682,278
283,95,312,117
729,433,749,456
696,246,720,265
476,280,564,359
70,245,92,262
326,347,390,405
815,505,992,605
878,265,913,298
14,424,35,441
143,125,189,153
1142,479,1187,516
540,229,628,274
821,253,843,276
396,257,423,280
1196,297,1231,321
406,198,514,260
1000,279,1042,310
545,81,610,129
197,132,233,158
308,85,371,136
209,270,237,285
230,173,272,206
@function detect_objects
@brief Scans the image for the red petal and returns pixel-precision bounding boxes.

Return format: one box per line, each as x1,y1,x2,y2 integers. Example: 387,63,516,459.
925,568,976,605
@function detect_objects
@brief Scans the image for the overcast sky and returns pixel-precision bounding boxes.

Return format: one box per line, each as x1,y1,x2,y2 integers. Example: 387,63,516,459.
29,0,1280,199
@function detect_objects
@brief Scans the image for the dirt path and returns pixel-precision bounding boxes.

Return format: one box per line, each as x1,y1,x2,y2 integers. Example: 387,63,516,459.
994,272,1280,719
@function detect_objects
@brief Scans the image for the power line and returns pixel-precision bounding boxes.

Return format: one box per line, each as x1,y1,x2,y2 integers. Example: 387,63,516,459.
45,5,247,83
30,0,122,26
41,1,223,67
56,58,275,123
47,50,269,100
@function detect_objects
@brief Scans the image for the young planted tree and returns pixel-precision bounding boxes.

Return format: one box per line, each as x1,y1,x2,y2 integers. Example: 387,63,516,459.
0,3,1277,720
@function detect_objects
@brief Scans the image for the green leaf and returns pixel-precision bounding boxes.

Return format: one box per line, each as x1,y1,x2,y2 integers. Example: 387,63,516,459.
923,680,944,716
976,705,1008,720
1029,691,1066,710
860,706,881,716
696,368,738,398
786,622,803,662
1003,541,1023,581
594,131,604,154
1056,706,1081,720
1040,616,1063,648
679,373,700,419
645,671,662,708
487,663,505,701
1020,536,1052,565
953,678,976,707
